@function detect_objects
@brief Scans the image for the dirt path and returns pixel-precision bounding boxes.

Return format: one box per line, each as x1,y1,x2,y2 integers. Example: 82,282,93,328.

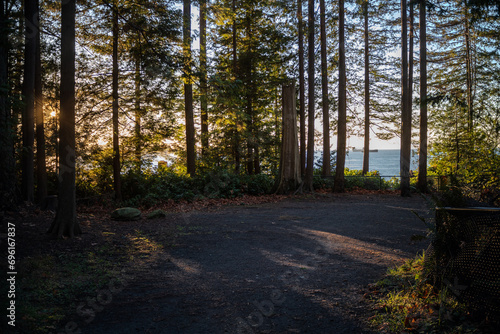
81,193,433,334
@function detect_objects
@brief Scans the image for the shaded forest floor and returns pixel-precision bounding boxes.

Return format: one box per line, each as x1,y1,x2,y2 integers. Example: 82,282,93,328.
2,191,434,333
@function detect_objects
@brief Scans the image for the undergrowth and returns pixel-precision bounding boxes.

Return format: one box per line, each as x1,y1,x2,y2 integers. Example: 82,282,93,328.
367,253,494,333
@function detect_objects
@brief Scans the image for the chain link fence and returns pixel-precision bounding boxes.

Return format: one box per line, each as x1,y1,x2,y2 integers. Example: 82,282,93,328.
427,207,500,321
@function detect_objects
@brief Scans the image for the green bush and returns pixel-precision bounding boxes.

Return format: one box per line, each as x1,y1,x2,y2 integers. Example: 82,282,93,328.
240,174,274,195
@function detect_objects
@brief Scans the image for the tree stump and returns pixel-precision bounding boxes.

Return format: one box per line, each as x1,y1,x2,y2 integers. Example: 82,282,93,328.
274,83,301,194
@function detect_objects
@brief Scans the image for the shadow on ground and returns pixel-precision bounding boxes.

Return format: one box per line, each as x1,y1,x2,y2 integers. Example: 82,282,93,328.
79,193,432,334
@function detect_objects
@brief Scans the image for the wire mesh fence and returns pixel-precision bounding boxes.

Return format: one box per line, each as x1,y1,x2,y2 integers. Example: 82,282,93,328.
427,207,500,321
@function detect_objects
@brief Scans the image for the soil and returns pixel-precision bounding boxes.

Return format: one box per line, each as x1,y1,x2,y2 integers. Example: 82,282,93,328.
7,192,434,334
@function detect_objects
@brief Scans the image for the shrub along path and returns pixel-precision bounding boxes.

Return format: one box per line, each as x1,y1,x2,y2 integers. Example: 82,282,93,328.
74,193,432,334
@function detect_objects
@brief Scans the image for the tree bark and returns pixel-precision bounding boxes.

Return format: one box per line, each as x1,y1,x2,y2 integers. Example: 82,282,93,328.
48,0,81,238
274,84,301,194
0,0,16,210
400,0,411,197
232,0,240,173
134,53,141,171
112,0,122,201
200,0,209,157
320,0,330,177
417,0,427,193
334,0,346,193
408,0,414,181
298,0,306,176
302,0,315,192
464,6,473,135
22,0,36,203
245,15,254,175
362,0,370,175
35,0,47,203
184,0,196,175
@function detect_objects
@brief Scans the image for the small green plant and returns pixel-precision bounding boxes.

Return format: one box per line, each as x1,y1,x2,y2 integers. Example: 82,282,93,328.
368,253,486,333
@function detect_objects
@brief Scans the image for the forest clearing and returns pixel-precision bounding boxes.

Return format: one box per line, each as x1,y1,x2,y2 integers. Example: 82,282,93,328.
1,0,500,333
4,193,432,333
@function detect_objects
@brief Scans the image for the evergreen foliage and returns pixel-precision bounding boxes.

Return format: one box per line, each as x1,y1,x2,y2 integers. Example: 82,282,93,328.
0,0,498,210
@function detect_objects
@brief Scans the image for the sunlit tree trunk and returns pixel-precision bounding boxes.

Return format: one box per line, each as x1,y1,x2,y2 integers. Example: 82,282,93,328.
274,83,301,194
112,0,122,201
302,0,315,192
400,0,411,197
22,0,36,203
35,0,47,203
184,0,196,175
362,0,369,175
418,0,427,192
334,0,346,193
48,0,81,238
320,0,330,177
298,0,306,176
200,0,208,157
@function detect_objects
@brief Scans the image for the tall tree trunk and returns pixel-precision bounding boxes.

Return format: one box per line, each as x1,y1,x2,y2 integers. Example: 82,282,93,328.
298,0,306,176
400,0,411,197
417,0,427,193
408,0,414,181
334,0,346,193
184,0,195,175
22,0,36,203
302,0,315,192
274,83,301,194
200,0,208,157
0,0,16,209
134,53,141,171
464,6,473,135
320,0,330,177
232,0,240,173
409,0,414,130
245,15,253,175
112,1,122,201
254,145,260,174
362,0,370,175
48,0,81,238
35,0,47,203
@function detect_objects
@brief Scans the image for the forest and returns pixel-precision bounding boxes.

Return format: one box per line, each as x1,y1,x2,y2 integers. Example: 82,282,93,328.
1,0,499,237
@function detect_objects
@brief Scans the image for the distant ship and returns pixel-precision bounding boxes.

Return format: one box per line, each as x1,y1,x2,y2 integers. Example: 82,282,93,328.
352,147,378,152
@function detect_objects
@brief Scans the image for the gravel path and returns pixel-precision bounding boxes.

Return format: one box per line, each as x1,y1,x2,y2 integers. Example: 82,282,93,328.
82,193,433,334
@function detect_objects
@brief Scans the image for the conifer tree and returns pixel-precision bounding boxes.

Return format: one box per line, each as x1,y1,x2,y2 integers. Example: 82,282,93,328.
49,0,81,238
334,0,346,193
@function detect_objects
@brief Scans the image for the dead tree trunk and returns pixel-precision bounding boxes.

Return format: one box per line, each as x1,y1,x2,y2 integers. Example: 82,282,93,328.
274,84,301,194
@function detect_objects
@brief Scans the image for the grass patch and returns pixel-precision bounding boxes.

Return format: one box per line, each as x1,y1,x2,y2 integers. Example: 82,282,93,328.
367,253,492,333
16,251,119,333
14,226,174,333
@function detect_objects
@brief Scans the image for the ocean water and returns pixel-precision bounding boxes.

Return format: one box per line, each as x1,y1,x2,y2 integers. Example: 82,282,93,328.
344,149,418,177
